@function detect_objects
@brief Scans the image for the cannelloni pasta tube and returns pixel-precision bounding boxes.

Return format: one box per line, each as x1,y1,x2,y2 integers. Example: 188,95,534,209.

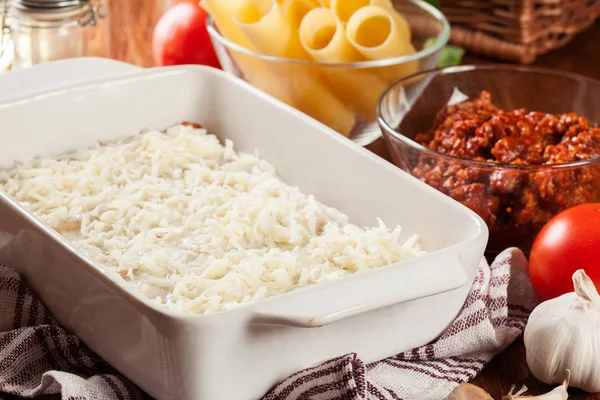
346,5,411,60
346,5,418,83
201,0,296,106
202,0,252,47
280,0,321,29
299,7,362,62
235,0,356,136
329,0,371,23
330,0,411,42
299,7,387,120
235,0,307,59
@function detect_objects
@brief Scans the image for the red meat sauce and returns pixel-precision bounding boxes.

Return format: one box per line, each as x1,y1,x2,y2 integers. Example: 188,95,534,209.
412,91,600,252
181,121,203,129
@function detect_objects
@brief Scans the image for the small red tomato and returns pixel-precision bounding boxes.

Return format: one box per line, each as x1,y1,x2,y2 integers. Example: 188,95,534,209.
152,2,221,68
529,203,600,302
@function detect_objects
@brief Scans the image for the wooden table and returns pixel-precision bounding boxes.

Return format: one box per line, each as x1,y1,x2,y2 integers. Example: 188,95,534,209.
66,2,600,398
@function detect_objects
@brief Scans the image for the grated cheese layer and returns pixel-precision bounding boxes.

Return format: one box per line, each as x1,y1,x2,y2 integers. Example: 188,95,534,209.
0,124,425,314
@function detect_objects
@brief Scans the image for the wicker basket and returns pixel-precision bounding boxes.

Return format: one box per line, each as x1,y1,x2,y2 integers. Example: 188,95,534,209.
441,0,600,64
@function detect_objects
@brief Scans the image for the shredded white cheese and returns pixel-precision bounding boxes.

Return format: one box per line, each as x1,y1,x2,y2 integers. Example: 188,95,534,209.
0,124,425,314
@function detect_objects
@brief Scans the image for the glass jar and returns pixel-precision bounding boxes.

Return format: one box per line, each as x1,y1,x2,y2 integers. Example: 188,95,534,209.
8,0,108,69
0,0,13,71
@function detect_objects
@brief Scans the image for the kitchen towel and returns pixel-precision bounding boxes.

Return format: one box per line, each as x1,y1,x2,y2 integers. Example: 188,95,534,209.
0,247,537,400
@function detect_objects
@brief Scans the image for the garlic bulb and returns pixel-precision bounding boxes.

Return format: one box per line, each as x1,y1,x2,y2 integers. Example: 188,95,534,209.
524,269,600,392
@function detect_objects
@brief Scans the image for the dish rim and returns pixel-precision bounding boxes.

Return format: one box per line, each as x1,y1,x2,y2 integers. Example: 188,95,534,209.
0,65,486,322
205,0,451,69
377,63,600,171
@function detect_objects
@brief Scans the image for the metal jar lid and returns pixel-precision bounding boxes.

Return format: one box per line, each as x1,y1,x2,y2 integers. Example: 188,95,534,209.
8,0,105,25
11,0,89,11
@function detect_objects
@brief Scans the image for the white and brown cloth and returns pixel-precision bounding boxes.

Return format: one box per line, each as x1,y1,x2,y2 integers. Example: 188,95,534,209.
0,248,537,400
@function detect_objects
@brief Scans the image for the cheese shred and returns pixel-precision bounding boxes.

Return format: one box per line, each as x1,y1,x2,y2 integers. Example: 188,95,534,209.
0,124,425,314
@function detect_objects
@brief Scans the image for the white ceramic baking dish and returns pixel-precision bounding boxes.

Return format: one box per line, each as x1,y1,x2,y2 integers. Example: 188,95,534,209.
0,59,488,400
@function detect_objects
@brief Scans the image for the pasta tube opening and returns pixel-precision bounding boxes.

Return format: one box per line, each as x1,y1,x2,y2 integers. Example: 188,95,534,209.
299,8,338,53
312,25,336,50
331,0,411,43
299,7,363,62
346,5,411,60
354,15,391,48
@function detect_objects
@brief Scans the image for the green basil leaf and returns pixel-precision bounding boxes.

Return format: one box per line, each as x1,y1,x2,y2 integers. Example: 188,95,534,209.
437,45,465,67
424,0,440,8
423,40,465,67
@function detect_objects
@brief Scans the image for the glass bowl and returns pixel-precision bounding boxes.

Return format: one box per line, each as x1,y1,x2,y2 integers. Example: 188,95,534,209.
207,0,450,147
378,65,600,256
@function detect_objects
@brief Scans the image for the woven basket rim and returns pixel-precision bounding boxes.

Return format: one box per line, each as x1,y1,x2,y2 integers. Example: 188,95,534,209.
441,0,600,63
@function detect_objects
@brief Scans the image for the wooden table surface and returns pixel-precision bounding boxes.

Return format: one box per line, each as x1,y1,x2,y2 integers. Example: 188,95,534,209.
63,1,600,399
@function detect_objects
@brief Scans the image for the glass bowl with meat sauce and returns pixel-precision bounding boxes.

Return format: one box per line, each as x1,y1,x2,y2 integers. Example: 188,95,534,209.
377,65,600,256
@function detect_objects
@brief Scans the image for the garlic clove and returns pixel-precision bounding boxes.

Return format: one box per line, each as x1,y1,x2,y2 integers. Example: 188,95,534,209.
447,383,493,399
505,384,529,398
501,370,570,399
572,269,600,304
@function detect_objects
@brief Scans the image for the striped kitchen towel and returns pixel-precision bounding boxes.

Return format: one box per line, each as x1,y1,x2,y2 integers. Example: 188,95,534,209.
0,248,536,400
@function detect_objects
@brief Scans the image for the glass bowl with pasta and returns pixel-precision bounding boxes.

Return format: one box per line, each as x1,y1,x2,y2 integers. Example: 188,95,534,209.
205,0,450,146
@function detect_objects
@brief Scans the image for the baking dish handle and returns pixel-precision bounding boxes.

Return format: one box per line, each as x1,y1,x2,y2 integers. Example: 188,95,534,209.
251,252,470,328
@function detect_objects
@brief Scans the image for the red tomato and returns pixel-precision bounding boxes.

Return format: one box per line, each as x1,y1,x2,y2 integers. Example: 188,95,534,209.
152,2,221,68
529,203,600,302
